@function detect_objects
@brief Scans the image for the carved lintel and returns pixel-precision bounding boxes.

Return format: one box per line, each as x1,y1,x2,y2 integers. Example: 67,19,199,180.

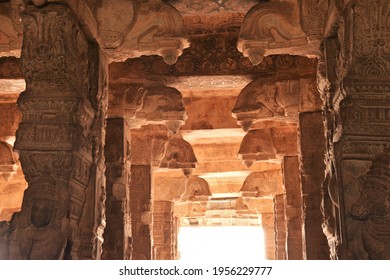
158,134,197,174
96,0,189,64
237,0,324,65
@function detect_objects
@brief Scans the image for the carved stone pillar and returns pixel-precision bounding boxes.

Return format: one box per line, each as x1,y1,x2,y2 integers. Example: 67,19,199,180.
262,213,275,260
101,118,131,259
298,112,329,259
273,194,287,260
282,156,303,259
11,4,107,259
320,0,390,260
130,165,151,260
152,200,174,260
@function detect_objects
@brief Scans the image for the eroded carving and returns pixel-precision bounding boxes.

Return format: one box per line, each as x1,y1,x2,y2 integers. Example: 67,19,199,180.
0,141,18,182
237,0,322,65
0,2,22,57
15,175,68,259
159,134,197,174
180,175,211,201
240,170,282,197
232,78,300,131
349,150,390,259
96,0,189,64
238,126,297,167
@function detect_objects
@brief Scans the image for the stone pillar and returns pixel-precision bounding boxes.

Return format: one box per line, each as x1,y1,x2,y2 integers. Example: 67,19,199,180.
320,0,390,260
298,112,329,259
130,165,152,260
152,200,174,260
262,213,275,260
282,156,303,260
10,4,107,259
101,118,131,259
273,194,287,260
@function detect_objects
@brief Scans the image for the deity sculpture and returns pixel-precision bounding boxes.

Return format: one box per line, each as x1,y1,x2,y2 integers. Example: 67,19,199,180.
14,175,67,259
349,150,390,259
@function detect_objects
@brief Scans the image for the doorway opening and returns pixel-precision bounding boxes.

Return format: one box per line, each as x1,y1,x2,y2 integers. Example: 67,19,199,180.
178,225,266,262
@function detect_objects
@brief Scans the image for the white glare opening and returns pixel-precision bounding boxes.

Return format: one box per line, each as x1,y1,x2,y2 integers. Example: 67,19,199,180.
178,226,266,261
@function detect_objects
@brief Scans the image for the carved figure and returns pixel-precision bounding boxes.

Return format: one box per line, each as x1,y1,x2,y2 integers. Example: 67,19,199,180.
181,176,211,201
349,150,390,259
237,0,307,65
16,175,67,259
97,0,189,64
232,78,299,131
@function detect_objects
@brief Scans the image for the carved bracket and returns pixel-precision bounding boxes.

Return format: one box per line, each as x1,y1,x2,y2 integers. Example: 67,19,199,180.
237,0,326,65
0,141,18,182
238,126,297,167
158,133,197,176
110,83,187,133
240,170,283,197
180,175,211,202
96,0,189,64
232,77,320,131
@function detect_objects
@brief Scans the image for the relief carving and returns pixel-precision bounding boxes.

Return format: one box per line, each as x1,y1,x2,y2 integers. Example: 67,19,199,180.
180,176,211,202
240,170,283,197
232,77,299,131
237,0,322,65
96,0,189,64
159,134,197,174
110,83,187,132
0,141,18,182
348,0,390,80
349,150,390,259
238,127,297,167
14,174,68,259
0,1,22,57
21,4,89,90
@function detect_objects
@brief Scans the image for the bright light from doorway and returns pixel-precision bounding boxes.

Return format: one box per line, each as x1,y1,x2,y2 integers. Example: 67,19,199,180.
178,226,266,262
